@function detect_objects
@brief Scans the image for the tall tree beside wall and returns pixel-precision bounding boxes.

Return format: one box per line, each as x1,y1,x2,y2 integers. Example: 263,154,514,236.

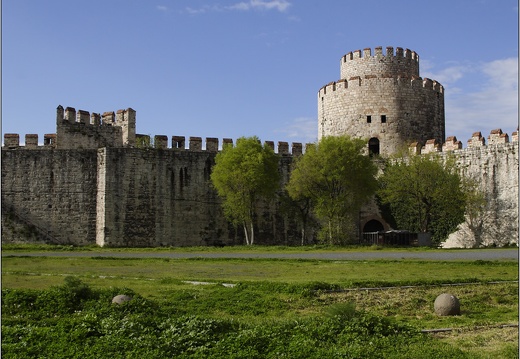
286,136,378,245
210,136,280,245
377,154,468,245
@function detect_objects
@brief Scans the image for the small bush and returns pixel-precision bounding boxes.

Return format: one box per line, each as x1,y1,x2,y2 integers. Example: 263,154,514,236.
324,301,357,321
1,288,39,316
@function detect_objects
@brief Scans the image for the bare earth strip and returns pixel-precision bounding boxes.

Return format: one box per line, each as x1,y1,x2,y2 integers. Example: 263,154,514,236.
2,248,518,261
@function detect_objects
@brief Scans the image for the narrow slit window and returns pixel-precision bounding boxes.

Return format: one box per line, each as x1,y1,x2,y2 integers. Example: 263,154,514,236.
381,115,387,123
367,115,372,123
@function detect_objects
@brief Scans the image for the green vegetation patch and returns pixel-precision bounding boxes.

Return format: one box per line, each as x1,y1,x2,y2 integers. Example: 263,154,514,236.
2,277,498,358
2,254,517,357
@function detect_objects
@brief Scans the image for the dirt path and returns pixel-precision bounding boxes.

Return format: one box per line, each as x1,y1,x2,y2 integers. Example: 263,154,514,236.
2,248,518,261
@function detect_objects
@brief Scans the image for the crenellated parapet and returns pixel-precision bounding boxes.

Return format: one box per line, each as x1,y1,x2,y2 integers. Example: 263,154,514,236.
2,133,57,149
56,105,136,149
340,46,419,80
132,134,306,155
318,75,443,97
411,128,518,155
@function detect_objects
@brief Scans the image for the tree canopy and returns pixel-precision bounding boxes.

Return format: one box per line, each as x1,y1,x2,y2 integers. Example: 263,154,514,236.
210,136,280,245
286,135,378,244
377,154,466,244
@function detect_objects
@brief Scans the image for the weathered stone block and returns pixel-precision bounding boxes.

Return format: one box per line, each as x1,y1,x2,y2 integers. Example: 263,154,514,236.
112,294,132,304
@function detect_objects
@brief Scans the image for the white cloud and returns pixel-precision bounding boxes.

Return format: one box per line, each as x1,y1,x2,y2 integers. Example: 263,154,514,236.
156,5,168,12
236,0,291,12
425,66,466,85
481,58,518,90
442,57,518,142
228,2,250,11
186,0,291,14
185,6,216,14
275,117,317,143
422,60,473,87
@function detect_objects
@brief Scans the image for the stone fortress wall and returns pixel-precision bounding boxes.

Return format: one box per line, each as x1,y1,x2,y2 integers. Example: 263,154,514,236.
1,107,304,247
2,105,517,247
318,47,445,156
419,131,518,247
1,46,518,247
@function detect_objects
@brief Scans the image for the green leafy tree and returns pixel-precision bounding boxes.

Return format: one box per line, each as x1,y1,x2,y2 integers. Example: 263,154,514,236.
210,136,280,245
286,136,378,244
377,154,466,244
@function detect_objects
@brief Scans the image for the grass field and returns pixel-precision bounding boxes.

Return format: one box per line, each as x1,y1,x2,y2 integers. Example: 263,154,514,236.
1,245,518,358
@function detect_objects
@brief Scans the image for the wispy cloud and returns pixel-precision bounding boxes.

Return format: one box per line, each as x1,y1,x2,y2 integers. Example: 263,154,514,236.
185,5,216,14
156,5,168,12
229,0,291,12
275,117,317,144
432,57,519,142
184,0,291,14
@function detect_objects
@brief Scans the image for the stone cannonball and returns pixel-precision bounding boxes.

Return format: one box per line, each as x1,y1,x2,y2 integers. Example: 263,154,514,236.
434,293,460,316
112,294,133,305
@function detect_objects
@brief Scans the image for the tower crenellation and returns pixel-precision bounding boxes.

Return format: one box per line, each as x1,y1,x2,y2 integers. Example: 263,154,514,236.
340,46,419,80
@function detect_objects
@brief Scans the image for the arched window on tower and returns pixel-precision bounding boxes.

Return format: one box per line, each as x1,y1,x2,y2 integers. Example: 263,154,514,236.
368,137,380,157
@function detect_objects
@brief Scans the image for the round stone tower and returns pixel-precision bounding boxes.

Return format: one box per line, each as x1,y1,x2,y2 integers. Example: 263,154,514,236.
318,46,445,156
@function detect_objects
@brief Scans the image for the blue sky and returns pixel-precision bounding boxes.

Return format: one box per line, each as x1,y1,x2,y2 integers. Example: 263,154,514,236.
2,0,518,148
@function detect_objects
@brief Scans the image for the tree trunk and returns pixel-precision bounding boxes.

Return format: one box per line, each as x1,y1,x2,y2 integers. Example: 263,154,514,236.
328,220,332,244
250,222,255,245
243,223,250,245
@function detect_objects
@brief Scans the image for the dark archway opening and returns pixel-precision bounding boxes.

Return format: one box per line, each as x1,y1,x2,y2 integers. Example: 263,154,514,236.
363,219,384,233
368,137,380,156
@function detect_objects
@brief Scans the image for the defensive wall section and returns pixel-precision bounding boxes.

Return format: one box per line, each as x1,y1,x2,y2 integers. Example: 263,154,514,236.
2,105,517,247
2,107,305,246
319,47,445,156
1,148,98,245
95,147,297,247
410,131,519,247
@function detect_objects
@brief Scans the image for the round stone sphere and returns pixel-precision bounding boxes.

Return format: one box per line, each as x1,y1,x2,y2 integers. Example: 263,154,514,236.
112,294,133,305
434,293,460,316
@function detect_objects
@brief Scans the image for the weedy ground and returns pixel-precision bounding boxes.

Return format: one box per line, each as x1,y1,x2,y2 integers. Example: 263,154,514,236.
1,245,518,358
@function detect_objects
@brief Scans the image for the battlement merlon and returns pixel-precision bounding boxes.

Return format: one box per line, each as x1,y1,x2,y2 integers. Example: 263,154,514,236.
467,132,485,147
340,46,420,80
116,108,136,147
488,128,509,145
